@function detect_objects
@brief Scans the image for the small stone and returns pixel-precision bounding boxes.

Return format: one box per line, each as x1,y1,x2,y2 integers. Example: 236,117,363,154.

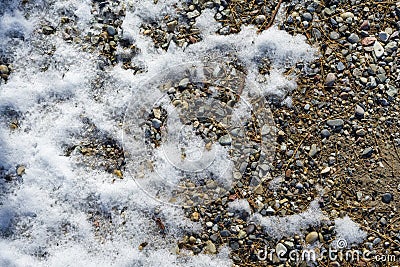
321,129,331,138
302,12,313,21
205,240,217,254
220,230,231,237
187,10,200,19
347,33,359,43
382,193,393,204
378,32,389,42
16,166,25,176
325,73,336,87
237,230,247,239
275,243,287,257
386,85,398,97
356,129,366,136
255,15,266,24
0,65,9,74
341,12,354,19
107,25,116,36
189,236,197,244
327,119,344,128
245,224,256,235
329,31,340,40
306,232,319,244
42,26,55,35
166,20,178,32
362,147,373,158
309,144,318,158
218,135,231,146
360,20,370,30
191,212,200,221
152,119,162,129
361,36,376,46
113,169,123,178
355,105,364,118
336,62,345,71
321,167,331,174
206,221,213,228
178,78,190,88
373,41,384,58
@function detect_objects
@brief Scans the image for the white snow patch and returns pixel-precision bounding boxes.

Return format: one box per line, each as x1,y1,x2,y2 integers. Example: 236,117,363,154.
334,216,367,246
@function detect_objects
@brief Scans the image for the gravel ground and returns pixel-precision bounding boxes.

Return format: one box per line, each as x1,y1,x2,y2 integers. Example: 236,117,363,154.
1,0,399,266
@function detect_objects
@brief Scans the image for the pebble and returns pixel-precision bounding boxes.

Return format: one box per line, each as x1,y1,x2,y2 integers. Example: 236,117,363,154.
178,78,190,88
378,32,389,42
347,33,359,43
0,65,9,74
302,13,313,21
381,193,393,204
355,105,364,118
205,240,217,254
306,231,319,244
329,31,340,40
326,119,344,128
151,119,162,129
362,147,373,158
320,166,331,174
373,41,384,58
321,129,331,138
218,135,231,146
245,224,255,235
336,62,345,71
220,230,231,237
360,20,370,30
361,36,376,46
107,25,116,36
187,10,200,19
325,73,336,86
309,144,318,158
275,243,287,257
16,166,25,176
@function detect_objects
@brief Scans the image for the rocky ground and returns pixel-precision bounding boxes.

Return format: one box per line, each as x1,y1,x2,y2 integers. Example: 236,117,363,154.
1,0,399,266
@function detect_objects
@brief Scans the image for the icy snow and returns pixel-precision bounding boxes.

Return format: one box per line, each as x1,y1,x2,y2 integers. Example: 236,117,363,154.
0,0,317,266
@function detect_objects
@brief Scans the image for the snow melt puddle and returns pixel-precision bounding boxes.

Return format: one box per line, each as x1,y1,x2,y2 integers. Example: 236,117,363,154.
0,0,364,266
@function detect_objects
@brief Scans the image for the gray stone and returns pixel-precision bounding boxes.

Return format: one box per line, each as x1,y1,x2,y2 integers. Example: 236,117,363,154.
107,25,116,36
220,230,231,237
275,243,287,257
187,10,200,19
218,135,232,146
178,78,190,88
302,12,313,21
152,119,162,129
309,144,318,158
355,105,364,118
325,73,336,86
330,31,340,40
362,147,374,158
327,119,344,128
336,62,345,71
382,193,393,204
321,129,331,138
348,33,359,43
378,32,389,42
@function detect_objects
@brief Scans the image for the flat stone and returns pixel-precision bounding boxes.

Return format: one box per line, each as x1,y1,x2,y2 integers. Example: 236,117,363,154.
220,230,231,237
327,119,344,128
378,32,389,42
